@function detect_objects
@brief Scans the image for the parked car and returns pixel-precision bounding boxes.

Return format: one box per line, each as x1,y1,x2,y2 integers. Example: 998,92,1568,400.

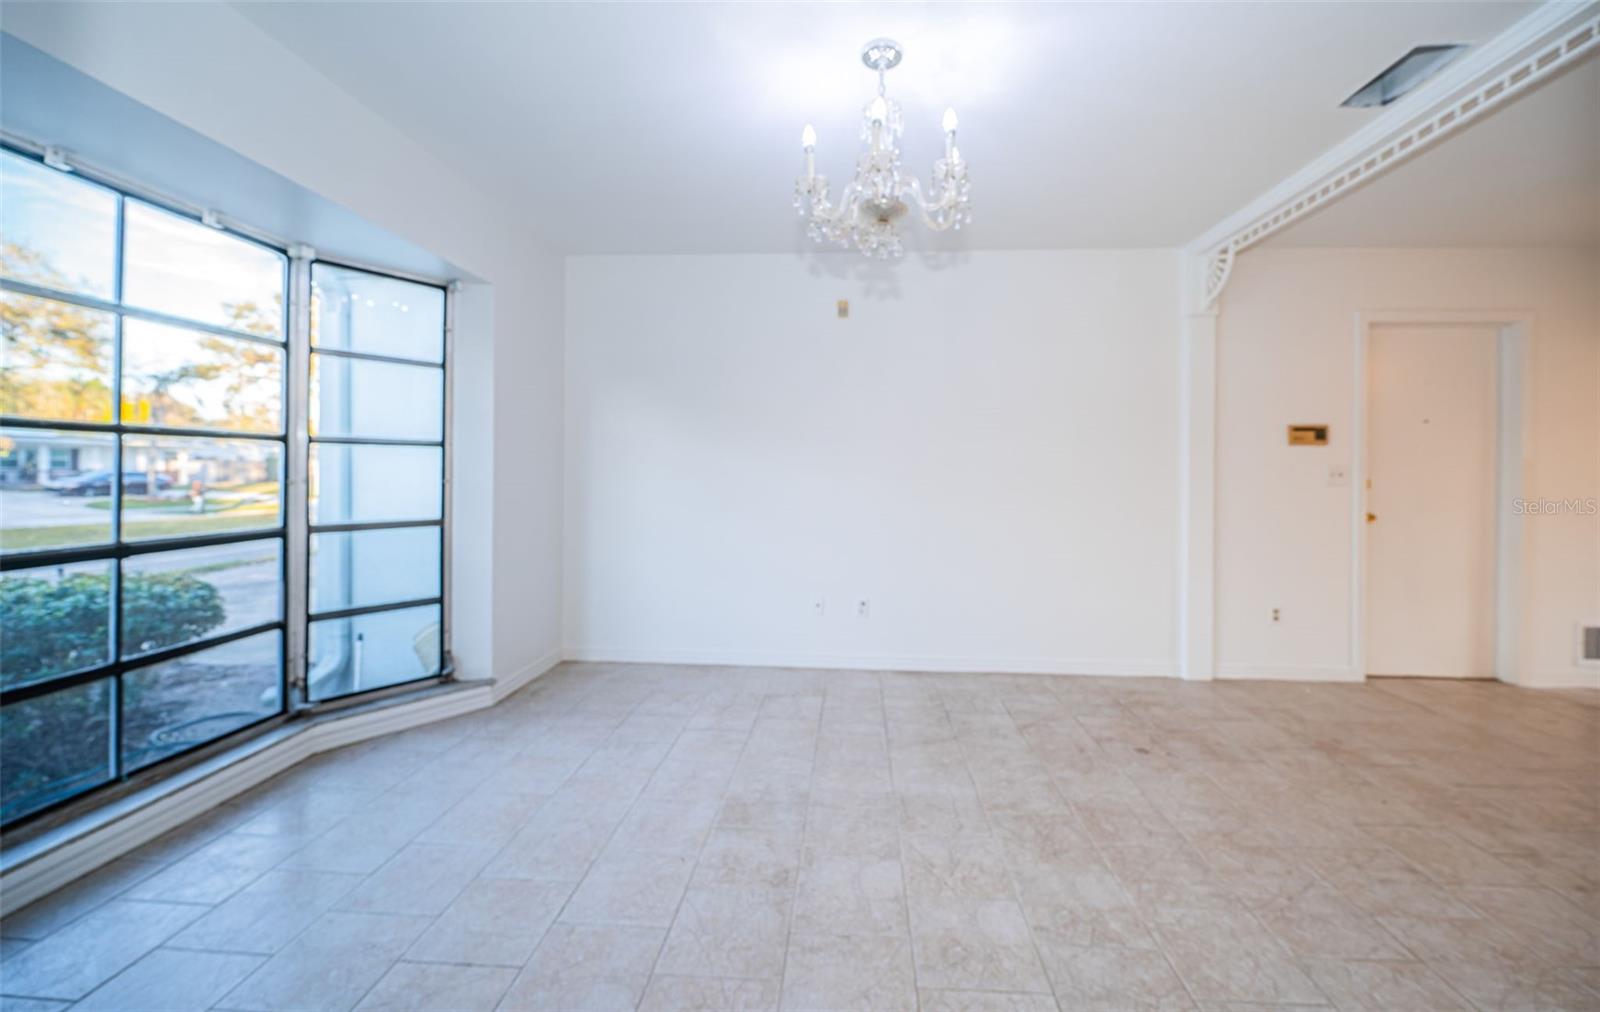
56,470,173,496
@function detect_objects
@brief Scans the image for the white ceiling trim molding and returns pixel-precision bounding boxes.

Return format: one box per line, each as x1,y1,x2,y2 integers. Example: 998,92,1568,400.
1189,0,1600,309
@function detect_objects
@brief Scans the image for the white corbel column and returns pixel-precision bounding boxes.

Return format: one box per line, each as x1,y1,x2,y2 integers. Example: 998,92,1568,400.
1178,254,1218,681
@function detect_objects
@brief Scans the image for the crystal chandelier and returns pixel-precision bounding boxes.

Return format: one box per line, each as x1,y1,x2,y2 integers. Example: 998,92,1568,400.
793,38,972,259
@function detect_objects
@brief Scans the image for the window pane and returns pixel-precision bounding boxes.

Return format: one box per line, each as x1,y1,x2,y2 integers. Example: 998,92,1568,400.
0,292,115,423
121,630,282,773
0,151,117,299
121,435,281,541
122,539,281,659
0,559,113,690
310,443,441,525
0,427,116,554
121,319,283,433
0,678,113,823
122,201,285,339
312,264,443,363
310,527,440,615
310,355,441,442
309,604,440,702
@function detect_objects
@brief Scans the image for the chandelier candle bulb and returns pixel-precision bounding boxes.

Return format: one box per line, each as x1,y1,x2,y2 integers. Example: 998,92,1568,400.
793,38,972,259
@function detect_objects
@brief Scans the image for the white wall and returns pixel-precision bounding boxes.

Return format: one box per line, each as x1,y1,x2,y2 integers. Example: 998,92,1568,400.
2,2,566,687
1216,246,1600,688
565,251,1182,675
10,6,1592,692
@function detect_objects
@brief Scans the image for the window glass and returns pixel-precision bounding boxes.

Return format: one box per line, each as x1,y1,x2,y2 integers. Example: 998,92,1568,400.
122,539,282,658
0,292,115,423
310,527,440,615
122,200,285,338
312,264,444,362
0,151,117,299
309,443,441,525
121,630,282,772
0,156,454,817
309,604,440,702
120,435,282,541
0,153,313,826
0,678,113,823
0,559,114,689
121,319,283,433
0,427,116,554
310,356,442,442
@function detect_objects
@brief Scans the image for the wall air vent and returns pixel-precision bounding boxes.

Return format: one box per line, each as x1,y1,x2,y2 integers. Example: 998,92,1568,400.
1343,45,1469,108
1581,624,1600,666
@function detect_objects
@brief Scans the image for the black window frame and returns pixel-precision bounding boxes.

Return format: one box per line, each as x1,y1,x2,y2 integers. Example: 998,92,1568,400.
303,259,449,705
0,144,291,827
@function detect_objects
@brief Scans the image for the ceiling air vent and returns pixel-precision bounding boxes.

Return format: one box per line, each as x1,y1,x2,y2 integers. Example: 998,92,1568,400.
1343,45,1469,108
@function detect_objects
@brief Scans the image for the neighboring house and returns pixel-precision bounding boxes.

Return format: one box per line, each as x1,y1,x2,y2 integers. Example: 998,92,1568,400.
0,430,114,487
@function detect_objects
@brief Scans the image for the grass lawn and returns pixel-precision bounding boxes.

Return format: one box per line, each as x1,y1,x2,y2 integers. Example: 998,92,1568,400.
88,490,281,512
87,498,177,511
1,513,280,552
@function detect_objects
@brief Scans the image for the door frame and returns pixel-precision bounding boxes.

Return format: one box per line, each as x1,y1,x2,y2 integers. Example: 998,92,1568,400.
1351,310,1535,684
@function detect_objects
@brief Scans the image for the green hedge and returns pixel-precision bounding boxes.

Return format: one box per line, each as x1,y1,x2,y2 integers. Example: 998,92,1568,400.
1,571,228,822
1,571,225,683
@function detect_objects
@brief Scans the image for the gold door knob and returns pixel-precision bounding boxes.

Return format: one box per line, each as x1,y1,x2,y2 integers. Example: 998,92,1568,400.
1366,512,1377,523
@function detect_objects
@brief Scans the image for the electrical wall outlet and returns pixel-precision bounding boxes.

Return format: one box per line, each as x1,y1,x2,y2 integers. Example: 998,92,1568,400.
813,598,826,617
1271,607,1281,622
857,599,870,619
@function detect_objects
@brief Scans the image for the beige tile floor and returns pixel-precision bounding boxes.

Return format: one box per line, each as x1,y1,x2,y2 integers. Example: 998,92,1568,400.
1,663,1597,1011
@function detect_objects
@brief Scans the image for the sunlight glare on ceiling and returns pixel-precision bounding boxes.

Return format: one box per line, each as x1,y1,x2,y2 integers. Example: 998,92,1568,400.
714,6,1035,120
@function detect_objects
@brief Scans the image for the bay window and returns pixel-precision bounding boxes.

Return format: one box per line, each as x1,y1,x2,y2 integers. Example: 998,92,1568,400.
0,146,450,826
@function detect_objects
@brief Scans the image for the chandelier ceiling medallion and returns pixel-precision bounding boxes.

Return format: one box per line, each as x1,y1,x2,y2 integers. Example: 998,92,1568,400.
794,38,971,259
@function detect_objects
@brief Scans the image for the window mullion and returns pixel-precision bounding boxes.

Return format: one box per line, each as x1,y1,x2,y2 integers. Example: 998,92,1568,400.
442,282,455,672
109,193,127,782
285,246,315,711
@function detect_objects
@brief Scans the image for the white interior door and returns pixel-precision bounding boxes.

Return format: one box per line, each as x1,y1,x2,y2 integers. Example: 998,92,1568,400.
1366,323,1499,678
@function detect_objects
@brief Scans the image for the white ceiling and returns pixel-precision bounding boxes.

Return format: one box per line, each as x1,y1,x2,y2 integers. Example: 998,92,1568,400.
1267,56,1600,247
236,1,1540,255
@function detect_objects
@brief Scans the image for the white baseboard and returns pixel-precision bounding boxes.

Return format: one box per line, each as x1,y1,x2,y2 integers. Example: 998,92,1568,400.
563,645,1175,679
1214,663,1364,682
493,647,564,702
1,649,565,917
1520,667,1600,690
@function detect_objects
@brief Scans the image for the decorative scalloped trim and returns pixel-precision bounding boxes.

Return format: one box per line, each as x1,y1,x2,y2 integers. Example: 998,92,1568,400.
1200,8,1599,308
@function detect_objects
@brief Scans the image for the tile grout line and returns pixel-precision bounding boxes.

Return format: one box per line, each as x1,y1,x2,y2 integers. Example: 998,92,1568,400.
633,686,765,1008
11,737,455,1010
279,739,507,1011
990,692,1073,1012
1056,697,1209,1012
774,682,828,1012
884,677,945,1012
220,682,593,1012
504,682,661,1010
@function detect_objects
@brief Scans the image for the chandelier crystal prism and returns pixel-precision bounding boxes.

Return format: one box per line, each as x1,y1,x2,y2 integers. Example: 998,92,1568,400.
793,38,972,259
